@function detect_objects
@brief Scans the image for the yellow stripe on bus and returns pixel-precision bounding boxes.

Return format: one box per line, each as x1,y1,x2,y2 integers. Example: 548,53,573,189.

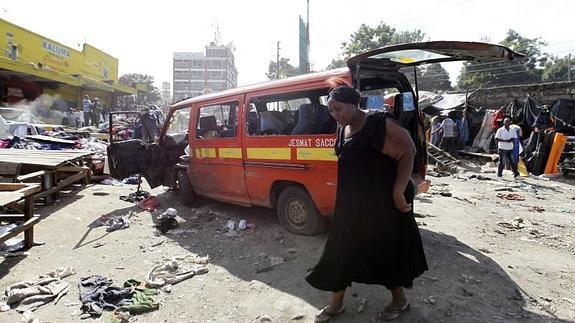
297,148,338,161
218,148,242,159
246,148,291,160
195,148,216,159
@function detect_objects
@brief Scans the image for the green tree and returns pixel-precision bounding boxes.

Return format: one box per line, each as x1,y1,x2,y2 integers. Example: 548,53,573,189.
543,55,572,82
327,22,425,70
457,30,549,89
266,58,298,80
417,63,452,92
119,73,161,104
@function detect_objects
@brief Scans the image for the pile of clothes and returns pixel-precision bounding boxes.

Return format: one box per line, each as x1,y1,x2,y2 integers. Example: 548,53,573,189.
79,276,159,319
1,267,75,313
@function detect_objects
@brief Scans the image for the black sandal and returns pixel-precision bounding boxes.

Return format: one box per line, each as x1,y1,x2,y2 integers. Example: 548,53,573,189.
314,304,345,323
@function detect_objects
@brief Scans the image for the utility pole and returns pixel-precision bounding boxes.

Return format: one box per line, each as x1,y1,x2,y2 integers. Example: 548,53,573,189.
276,41,281,79
306,0,310,73
568,53,572,82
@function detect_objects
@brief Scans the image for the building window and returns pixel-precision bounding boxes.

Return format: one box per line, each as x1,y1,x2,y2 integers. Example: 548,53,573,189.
211,60,223,67
192,60,203,67
191,71,204,78
209,71,222,79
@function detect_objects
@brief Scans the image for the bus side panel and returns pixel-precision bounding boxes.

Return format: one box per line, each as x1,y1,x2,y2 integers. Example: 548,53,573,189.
243,135,338,216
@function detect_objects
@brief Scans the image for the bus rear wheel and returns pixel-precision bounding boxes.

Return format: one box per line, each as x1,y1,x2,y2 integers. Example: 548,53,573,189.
177,170,196,206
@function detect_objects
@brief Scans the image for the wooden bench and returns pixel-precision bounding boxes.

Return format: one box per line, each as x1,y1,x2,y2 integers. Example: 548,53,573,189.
0,183,42,249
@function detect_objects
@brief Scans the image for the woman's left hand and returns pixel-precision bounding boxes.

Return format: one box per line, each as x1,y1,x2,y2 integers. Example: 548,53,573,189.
393,190,412,213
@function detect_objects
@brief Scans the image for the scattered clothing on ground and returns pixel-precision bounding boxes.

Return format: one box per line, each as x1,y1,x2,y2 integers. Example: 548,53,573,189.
119,191,150,203
3,268,75,313
138,196,160,212
97,216,130,232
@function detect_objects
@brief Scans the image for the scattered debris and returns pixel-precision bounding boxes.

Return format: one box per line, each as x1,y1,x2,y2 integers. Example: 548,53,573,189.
20,310,39,323
271,230,284,241
122,176,142,185
44,267,76,279
258,315,272,322
286,248,298,255
4,269,73,312
540,295,553,302
291,314,305,320
119,191,150,203
528,206,545,213
495,187,514,192
357,298,367,313
97,215,130,232
92,188,110,196
156,208,179,234
423,295,436,305
138,196,160,212
498,218,525,230
478,248,492,254
238,219,247,231
480,162,497,174
101,178,123,186
461,274,482,284
247,223,257,230
78,276,159,318
270,256,285,266
93,241,105,248
461,288,474,296
453,196,476,205
145,257,209,288
225,220,237,232
468,174,492,181
496,193,525,201
255,266,273,274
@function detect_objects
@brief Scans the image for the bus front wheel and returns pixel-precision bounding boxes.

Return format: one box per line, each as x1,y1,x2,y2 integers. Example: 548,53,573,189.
277,186,325,235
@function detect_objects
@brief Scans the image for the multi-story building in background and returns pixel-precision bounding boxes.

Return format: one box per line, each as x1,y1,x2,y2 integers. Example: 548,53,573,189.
160,82,171,105
172,42,237,102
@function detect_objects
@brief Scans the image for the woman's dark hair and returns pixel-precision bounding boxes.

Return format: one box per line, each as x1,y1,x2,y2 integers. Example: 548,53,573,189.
328,85,361,106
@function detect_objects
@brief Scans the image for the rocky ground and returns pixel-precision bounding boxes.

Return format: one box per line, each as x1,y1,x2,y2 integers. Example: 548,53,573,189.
1,163,574,323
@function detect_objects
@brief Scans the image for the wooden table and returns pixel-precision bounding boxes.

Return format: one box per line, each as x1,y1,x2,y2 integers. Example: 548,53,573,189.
0,150,94,203
0,183,41,249
0,150,93,168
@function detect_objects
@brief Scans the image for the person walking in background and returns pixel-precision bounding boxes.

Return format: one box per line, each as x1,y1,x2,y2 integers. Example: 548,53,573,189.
495,118,520,179
82,95,92,127
430,115,441,147
432,115,457,156
91,97,102,126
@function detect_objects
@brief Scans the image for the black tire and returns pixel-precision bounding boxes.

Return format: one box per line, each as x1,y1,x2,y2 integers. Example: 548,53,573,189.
177,170,196,206
277,186,325,235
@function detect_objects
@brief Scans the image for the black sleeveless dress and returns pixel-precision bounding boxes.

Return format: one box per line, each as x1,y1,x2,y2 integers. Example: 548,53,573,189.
305,112,428,291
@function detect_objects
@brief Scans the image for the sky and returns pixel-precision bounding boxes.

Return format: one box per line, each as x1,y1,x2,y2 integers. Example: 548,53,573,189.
2,0,574,90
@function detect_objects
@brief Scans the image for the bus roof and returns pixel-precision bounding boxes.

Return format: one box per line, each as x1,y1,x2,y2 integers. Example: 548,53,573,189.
171,67,349,109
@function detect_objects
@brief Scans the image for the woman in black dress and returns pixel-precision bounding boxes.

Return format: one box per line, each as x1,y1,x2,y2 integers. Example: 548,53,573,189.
306,85,428,322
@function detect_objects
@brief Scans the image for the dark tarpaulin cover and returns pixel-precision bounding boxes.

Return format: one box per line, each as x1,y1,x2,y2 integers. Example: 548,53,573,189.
551,98,575,135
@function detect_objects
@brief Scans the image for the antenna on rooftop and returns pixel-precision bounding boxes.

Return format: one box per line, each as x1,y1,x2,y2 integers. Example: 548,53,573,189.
212,21,221,45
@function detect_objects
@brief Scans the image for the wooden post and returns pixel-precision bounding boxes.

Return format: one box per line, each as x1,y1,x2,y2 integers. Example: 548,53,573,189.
23,195,34,249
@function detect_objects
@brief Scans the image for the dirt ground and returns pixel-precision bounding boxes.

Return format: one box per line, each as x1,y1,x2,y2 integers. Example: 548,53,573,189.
1,163,575,323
